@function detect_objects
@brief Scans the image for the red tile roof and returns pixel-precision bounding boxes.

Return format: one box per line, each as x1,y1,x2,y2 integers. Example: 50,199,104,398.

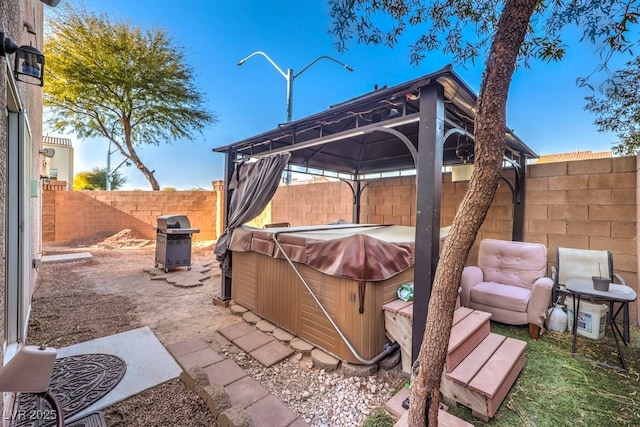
534,150,612,164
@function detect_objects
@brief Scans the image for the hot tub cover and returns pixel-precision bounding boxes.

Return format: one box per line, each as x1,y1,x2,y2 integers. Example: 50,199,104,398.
229,224,450,282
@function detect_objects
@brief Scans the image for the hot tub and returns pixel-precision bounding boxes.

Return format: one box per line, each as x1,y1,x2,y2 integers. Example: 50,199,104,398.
228,223,448,364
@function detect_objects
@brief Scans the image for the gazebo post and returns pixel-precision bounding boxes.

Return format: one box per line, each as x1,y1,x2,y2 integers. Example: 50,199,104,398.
218,147,236,301
512,155,527,241
412,82,445,364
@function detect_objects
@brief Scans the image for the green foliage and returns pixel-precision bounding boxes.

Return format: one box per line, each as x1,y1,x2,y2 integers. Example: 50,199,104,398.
584,55,640,155
363,408,395,427
329,0,640,68
363,324,640,426
44,3,217,189
161,187,177,191
73,167,127,190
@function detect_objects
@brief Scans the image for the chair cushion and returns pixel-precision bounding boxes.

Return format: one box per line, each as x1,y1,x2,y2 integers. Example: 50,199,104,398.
470,282,530,313
478,239,547,289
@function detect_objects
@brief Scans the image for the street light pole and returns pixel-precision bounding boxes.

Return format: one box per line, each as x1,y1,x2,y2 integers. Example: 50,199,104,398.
237,51,353,123
106,140,130,191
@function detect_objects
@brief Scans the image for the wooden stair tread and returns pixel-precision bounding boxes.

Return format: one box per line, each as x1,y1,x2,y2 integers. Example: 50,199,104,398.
446,333,506,385
448,310,491,353
382,299,413,314
452,306,474,325
398,303,413,319
468,337,527,398
394,410,475,427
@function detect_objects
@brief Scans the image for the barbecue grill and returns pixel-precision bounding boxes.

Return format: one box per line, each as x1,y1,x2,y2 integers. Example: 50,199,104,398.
154,214,200,272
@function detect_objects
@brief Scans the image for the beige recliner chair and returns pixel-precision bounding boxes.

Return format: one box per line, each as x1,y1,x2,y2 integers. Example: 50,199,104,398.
460,239,553,339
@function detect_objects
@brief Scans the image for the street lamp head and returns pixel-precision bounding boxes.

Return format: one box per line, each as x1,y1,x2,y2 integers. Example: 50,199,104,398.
236,59,246,66
345,64,354,72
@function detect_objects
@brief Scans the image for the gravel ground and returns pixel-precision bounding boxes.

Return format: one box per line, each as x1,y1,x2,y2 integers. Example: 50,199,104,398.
30,232,408,426
227,350,407,426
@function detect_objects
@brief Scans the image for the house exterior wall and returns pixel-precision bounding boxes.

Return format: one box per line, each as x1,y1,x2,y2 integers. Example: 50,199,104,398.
42,143,74,188
1,0,47,421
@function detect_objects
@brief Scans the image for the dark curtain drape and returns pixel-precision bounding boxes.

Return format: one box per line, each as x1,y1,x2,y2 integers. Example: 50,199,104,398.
214,153,291,270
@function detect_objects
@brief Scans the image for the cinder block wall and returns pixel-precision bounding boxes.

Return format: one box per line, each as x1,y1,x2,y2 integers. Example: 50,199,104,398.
525,156,637,294
269,157,638,324
271,181,353,225
47,190,217,242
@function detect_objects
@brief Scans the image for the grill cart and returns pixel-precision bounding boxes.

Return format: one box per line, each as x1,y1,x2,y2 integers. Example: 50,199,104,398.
154,214,200,273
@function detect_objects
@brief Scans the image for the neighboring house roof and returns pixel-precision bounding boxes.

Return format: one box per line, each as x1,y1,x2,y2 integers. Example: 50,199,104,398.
534,150,612,164
43,135,73,146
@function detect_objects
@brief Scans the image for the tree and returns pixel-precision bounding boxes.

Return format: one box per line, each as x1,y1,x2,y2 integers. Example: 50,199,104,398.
329,1,639,425
585,55,640,155
44,4,216,190
73,167,127,190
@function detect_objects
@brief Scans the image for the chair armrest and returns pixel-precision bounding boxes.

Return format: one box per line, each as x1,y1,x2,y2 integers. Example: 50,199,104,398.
460,266,483,307
0,346,57,393
613,273,627,286
527,277,554,327
551,265,557,283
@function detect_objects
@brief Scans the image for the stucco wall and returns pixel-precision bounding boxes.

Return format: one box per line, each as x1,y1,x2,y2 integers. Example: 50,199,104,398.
1,0,47,421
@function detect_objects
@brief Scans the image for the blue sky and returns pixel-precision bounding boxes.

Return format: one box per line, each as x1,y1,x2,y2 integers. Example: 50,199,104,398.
50,0,630,190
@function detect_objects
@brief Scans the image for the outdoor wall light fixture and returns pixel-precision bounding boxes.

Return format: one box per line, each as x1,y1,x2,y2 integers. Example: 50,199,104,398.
40,0,62,6
1,32,45,86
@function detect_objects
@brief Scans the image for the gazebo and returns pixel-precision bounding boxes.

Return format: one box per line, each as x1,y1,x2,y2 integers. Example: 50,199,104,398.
213,64,537,364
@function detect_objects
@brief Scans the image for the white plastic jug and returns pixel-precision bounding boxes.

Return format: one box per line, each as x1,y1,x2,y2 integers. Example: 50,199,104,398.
547,304,568,333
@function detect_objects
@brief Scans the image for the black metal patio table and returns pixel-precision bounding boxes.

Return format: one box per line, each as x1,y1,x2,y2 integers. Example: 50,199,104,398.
566,278,637,374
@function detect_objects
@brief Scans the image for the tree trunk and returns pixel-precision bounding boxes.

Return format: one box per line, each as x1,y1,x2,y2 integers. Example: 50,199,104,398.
407,0,538,425
136,161,160,190
121,124,161,190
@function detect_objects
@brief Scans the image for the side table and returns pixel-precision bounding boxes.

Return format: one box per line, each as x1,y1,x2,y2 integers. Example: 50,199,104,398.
566,278,637,374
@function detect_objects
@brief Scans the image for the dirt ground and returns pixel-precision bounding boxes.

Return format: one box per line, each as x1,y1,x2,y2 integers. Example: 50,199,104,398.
30,232,236,426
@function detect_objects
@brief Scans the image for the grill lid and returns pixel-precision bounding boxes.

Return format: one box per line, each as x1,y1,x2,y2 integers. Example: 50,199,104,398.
156,214,191,231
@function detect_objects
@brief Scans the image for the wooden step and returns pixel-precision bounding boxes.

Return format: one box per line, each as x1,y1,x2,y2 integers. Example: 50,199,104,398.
441,335,527,421
446,310,491,372
382,300,413,374
383,301,491,374
394,410,475,427
386,388,474,427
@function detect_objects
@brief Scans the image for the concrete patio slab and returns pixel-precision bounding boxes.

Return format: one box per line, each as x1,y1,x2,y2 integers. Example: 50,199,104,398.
234,330,274,353
57,326,181,423
250,340,294,367
42,252,93,264
218,322,256,341
245,394,299,427
225,376,270,408
204,359,247,387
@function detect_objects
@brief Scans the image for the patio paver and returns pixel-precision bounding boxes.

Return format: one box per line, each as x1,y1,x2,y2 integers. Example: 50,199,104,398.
166,337,210,358
245,394,299,427
250,340,294,367
218,322,256,341
225,376,270,408
174,347,224,371
204,359,248,387
168,337,307,426
234,330,274,353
